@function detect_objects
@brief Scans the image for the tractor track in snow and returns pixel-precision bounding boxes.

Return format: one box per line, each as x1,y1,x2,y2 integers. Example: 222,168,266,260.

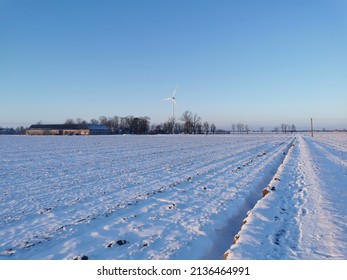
224,135,347,260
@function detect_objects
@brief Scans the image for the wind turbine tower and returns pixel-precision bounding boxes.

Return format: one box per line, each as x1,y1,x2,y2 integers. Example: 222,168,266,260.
163,86,179,120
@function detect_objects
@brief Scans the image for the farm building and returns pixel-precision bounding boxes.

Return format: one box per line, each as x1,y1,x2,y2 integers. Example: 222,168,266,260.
26,124,111,135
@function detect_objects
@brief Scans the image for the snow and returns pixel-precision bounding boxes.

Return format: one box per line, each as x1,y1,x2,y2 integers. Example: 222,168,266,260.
0,133,346,260
225,133,347,260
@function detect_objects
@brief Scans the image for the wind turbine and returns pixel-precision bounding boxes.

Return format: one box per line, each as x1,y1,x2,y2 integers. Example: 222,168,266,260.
163,85,179,120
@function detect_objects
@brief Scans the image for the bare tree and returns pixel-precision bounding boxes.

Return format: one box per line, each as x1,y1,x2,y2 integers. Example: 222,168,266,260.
75,118,87,124
164,117,175,134
192,113,202,134
65,119,75,125
260,127,264,134
210,123,216,134
196,123,203,134
125,116,135,133
133,117,150,134
290,124,296,133
245,124,250,134
174,122,183,134
120,117,128,131
281,123,289,134
108,116,119,133
90,119,99,124
15,126,26,135
153,123,164,134
203,122,209,135
99,116,108,126
181,111,193,134
236,123,244,134
231,123,236,134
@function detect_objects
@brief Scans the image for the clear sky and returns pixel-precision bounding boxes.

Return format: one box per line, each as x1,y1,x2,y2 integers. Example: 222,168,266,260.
1,0,346,130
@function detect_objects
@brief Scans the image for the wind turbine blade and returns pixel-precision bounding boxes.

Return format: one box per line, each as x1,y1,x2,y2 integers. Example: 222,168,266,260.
163,97,172,101
172,85,179,97
172,99,177,106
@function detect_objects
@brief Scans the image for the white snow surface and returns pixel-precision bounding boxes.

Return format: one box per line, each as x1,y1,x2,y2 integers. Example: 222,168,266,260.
0,133,346,260
225,133,347,260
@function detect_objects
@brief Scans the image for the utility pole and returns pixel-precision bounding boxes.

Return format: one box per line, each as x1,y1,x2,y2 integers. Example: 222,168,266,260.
311,118,314,137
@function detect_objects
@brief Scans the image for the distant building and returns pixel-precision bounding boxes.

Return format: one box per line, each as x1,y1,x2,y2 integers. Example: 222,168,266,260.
26,124,111,136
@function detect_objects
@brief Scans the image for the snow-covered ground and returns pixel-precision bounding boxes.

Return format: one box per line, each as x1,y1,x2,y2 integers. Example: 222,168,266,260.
225,133,347,260
0,133,346,260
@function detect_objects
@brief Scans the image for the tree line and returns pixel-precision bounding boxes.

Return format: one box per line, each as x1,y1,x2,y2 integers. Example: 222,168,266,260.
63,111,217,135
64,116,151,134
0,126,26,135
274,124,297,134
151,111,217,134
229,123,297,134
0,114,298,135
230,123,251,134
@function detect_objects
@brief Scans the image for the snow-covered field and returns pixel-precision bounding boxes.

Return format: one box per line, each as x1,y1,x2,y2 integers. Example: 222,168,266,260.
0,133,346,260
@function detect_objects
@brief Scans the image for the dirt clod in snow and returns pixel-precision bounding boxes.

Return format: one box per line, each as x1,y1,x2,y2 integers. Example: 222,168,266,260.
262,188,270,197
233,235,240,244
116,240,128,246
107,240,129,248
74,255,89,260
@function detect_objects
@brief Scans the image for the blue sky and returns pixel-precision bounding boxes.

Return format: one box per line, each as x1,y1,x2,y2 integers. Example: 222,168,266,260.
1,0,346,130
